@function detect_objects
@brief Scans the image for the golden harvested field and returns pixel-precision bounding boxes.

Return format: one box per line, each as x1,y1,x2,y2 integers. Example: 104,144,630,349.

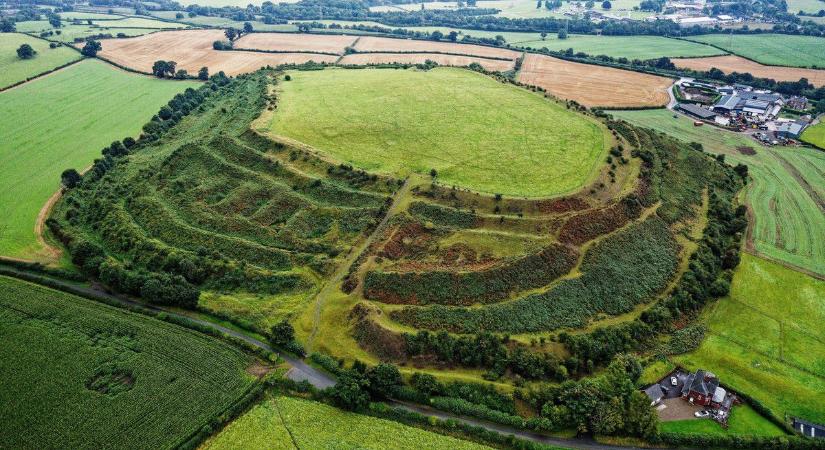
354,36,521,60
339,52,515,71
234,32,359,54
674,55,825,87
517,53,673,108
95,30,337,75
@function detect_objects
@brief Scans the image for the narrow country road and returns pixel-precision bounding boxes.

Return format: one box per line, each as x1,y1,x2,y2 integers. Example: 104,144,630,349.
1,268,645,450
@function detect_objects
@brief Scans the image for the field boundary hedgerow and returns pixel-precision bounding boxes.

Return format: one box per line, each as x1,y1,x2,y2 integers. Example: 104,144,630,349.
0,57,85,93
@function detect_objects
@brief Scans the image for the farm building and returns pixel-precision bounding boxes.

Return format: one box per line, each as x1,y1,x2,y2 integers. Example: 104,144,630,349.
713,94,740,113
774,121,806,139
794,418,825,439
677,103,717,120
644,384,665,406
681,369,726,407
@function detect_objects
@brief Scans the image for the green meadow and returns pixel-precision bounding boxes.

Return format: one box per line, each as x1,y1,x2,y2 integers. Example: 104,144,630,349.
202,395,491,449
686,33,825,68
268,67,607,197
0,33,81,89
801,121,825,148
0,59,198,260
611,109,825,276
514,34,724,60
0,275,254,449
674,253,825,423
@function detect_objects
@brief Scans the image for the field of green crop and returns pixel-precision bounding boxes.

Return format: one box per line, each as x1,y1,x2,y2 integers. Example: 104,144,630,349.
268,67,607,197
801,121,825,148
202,395,491,449
514,35,725,60
611,109,825,276
685,33,825,68
0,59,198,260
0,33,81,89
674,253,825,423
659,404,786,436
0,275,254,449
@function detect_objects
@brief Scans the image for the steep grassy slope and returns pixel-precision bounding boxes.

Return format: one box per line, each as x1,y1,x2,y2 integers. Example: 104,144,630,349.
611,108,825,276
674,254,825,423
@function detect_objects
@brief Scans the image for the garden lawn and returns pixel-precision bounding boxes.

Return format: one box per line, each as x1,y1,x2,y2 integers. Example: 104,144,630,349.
611,109,825,275
685,33,825,68
0,59,198,260
801,121,825,149
674,254,825,423
0,275,254,449
660,405,786,437
202,395,492,449
267,67,607,197
514,35,725,60
0,33,81,89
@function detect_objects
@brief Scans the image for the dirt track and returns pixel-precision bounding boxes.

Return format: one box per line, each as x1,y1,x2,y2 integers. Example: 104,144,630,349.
96,30,337,75
673,55,825,87
354,36,521,60
339,52,515,71
517,53,673,108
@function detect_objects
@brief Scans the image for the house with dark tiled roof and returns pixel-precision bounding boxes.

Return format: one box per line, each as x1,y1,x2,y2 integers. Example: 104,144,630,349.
681,369,726,407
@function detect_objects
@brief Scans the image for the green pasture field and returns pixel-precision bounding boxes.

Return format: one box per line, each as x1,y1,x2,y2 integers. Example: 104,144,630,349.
611,109,825,275
12,20,52,32
202,395,491,449
787,0,825,13
0,33,81,89
91,17,188,28
685,33,825,68
58,11,124,20
659,404,786,437
173,14,298,31
801,121,825,148
674,253,825,423
0,59,198,260
513,34,725,60
21,22,166,43
0,275,254,449
268,67,607,197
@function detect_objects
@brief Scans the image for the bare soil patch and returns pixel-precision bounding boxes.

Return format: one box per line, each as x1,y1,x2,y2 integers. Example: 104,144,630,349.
673,55,825,87
517,53,672,108
95,30,337,76
354,36,521,60
234,33,358,54
339,52,514,71
736,146,757,155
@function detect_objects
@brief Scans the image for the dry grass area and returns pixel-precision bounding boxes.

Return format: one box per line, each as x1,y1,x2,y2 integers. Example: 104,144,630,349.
354,36,521,60
234,33,359,54
674,55,825,87
95,30,337,75
517,53,672,108
339,52,515,71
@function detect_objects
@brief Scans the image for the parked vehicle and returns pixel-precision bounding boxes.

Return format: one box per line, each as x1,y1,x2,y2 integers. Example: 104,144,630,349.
671,376,678,386
695,410,711,418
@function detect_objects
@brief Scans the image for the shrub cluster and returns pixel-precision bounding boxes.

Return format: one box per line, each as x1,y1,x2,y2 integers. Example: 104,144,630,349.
392,216,679,334
363,243,578,306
